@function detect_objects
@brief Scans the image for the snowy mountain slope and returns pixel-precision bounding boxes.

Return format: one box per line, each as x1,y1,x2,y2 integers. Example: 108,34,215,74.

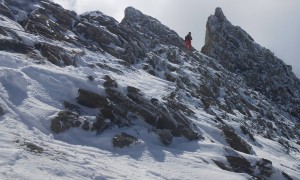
0,1,299,179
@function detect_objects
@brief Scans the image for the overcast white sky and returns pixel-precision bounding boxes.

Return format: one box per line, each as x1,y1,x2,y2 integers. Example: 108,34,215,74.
53,0,300,77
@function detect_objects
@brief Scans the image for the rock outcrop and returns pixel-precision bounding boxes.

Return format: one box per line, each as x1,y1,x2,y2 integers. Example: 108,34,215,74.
202,7,300,121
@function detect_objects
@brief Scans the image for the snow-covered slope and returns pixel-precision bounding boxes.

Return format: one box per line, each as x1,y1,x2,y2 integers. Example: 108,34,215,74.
0,1,299,179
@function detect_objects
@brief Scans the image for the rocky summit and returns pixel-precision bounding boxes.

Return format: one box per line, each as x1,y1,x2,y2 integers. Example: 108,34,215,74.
0,1,299,179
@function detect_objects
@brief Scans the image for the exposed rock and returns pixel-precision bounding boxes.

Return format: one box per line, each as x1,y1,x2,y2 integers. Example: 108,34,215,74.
87,76,95,81
112,132,138,148
0,4,14,20
165,98,195,115
103,75,118,88
127,86,142,95
1,0,44,22
21,142,44,154
255,158,273,178
240,125,255,142
282,171,293,180
23,1,79,42
158,131,173,146
222,126,254,154
81,120,90,131
63,101,81,113
2,2,298,177
171,127,201,140
214,156,275,179
121,7,185,50
164,73,176,82
0,39,34,54
76,89,108,108
92,116,112,134
103,87,200,140
50,111,80,133
202,7,300,121
0,106,4,116
278,138,299,153
36,43,77,67
226,156,253,174
212,159,231,171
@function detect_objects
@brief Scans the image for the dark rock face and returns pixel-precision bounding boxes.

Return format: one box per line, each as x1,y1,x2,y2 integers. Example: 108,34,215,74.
0,4,14,20
240,125,255,142
50,109,113,134
214,156,276,179
50,111,80,133
226,156,253,174
74,85,201,143
201,7,300,121
112,132,138,148
37,42,78,67
158,131,173,146
282,171,293,180
23,1,79,42
0,106,4,116
15,2,149,65
255,158,273,178
121,7,185,50
92,117,112,134
80,10,149,63
103,75,118,88
0,39,34,54
76,89,108,108
222,126,253,154
0,0,44,22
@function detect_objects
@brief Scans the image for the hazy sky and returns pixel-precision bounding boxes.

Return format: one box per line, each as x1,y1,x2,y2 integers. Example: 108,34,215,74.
53,0,300,77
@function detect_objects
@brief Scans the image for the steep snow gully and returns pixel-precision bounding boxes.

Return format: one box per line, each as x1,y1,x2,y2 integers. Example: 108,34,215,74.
0,1,299,179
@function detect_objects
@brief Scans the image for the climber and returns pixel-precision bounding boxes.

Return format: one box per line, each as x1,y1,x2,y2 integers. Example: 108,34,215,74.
185,32,192,51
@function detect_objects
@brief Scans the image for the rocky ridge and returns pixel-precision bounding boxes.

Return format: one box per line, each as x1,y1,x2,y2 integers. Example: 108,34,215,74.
0,1,299,179
202,7,300,121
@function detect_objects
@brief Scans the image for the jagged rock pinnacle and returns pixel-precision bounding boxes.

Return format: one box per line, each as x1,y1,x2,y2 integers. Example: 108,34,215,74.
124,6,145,20
121,6,184,49
201,7,300,120
214,7,226,21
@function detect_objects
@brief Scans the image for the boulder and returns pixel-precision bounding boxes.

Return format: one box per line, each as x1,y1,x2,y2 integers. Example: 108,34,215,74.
158,131,173,146
127,86,142,95
92,116,112,134
50,111,80,133
226,156,253,174
76,89,108,108
112,132,138,148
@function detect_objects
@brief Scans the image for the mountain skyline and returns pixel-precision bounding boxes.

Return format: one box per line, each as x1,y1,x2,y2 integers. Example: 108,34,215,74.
53,0,300,78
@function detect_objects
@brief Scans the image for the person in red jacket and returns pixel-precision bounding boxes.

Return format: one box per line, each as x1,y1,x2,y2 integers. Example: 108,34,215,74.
185,32,192,51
